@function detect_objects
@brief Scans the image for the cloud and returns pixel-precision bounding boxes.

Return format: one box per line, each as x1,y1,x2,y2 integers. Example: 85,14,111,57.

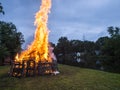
48,20,108,43
48,0,120,43
81,0,110,8
1,0,120,45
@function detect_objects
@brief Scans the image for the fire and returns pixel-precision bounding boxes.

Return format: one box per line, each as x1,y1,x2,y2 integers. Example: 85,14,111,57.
15,0,52,63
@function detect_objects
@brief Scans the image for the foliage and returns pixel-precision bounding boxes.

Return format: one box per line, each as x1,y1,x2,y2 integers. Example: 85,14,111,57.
54,37,71,64
70,40,84,52
0,21,24,64
101,26,120,73
0,3,5,15
95,36,109,52
0,46,9,65
84,41,95,55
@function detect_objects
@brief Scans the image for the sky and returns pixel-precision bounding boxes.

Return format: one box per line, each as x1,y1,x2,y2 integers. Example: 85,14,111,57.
1,0,120,47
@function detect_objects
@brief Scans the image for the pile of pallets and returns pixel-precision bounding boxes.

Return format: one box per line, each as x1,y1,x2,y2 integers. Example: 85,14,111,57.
9,59,53,77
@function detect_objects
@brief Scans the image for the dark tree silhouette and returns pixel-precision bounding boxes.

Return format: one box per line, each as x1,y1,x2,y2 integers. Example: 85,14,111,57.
0,21,24,65
0,3,5,15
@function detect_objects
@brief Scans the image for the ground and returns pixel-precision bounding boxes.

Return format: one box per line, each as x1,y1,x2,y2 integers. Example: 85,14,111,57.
0,64,120,90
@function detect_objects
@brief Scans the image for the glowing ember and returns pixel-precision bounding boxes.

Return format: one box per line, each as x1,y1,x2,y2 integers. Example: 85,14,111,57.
15,0,52,63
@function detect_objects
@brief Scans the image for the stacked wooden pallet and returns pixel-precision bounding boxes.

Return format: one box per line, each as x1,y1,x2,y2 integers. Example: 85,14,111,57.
9,60,53,77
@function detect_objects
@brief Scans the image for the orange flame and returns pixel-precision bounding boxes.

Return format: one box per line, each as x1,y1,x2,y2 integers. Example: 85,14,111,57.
15,0,52,63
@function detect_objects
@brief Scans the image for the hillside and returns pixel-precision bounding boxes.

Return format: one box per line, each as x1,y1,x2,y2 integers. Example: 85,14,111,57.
0,65,120,90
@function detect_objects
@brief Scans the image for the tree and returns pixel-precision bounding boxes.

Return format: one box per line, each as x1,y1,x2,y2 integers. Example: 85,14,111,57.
0,21,24,65
95,36,109,54
0,46,9,65
103,26,120,56
55,37,70,54
108,26,120,38
0,3,5,15
83,41,95,55
54,37,70,64
101,26,120,73
70,40,84,53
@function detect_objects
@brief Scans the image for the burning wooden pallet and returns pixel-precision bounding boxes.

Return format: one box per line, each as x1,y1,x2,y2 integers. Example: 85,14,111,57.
9,60,54,77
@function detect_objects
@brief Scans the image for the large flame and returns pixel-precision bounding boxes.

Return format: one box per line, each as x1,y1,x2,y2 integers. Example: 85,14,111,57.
15,0,52,63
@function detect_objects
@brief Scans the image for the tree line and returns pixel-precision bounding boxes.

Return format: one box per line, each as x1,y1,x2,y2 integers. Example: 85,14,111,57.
53,27,120,73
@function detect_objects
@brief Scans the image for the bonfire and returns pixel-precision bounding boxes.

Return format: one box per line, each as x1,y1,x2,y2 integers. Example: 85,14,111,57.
16,0,51,63
10,0,59,77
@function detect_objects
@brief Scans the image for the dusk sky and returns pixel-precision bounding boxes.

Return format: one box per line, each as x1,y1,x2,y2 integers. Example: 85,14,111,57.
1,0,120,46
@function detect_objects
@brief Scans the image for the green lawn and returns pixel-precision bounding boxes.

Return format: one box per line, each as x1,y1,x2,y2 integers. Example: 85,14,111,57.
0,64,120,90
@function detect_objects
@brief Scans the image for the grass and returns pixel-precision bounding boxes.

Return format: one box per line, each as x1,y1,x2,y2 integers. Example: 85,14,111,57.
0,64,120,90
